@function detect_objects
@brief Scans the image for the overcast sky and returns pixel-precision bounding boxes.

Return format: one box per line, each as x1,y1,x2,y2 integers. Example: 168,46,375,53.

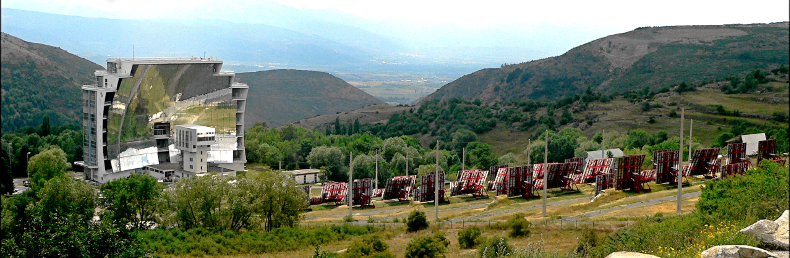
2,0,788,61
3,0,787,27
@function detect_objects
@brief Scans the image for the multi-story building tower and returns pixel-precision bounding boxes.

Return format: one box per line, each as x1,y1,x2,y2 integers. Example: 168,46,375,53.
76,57,248,183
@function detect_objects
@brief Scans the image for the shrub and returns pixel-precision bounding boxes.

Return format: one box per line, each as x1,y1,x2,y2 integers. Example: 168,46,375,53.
507,213,530,238
457,226,483,249
343,235,394,258
404,232,449,258
668,109,678,118
406,210,428,232
479,236,513,258
574,228,598,256
697,161,789,221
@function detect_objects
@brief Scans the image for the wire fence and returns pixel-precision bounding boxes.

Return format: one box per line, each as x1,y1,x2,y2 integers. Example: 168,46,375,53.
298,219,634,232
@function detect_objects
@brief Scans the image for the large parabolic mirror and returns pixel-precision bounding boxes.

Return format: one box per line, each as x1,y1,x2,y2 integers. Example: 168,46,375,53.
107,63,236,172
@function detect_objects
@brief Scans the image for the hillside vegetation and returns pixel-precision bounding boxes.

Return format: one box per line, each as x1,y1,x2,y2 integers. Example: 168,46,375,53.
0,33,103,132
237,69,385,127
422,22,789,104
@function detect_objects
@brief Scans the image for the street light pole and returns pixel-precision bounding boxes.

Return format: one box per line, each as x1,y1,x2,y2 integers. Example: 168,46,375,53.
27,152,31,179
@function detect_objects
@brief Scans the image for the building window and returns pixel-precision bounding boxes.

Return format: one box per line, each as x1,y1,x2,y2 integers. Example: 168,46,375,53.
190,165,193,169
189,157,193,161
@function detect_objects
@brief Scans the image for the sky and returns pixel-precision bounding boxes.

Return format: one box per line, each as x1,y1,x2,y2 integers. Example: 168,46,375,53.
3,0,787,28
2,0,788,62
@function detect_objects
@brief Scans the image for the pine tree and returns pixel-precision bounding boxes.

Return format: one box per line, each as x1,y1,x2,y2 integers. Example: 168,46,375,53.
334,117,341,135
41,115,51,136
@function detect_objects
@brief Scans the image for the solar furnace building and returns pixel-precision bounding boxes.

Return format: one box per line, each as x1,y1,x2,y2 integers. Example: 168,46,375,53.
76,57,248,183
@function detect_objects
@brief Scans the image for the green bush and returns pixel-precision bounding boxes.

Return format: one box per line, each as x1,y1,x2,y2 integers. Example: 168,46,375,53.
457,226,483,249
589,161,788,257
574,228,598,256
507,213,530,238
343,235,394,258
697,161,789,221
137,224,380,256
479,236,513,258
404,232,449,258
406,210,429,232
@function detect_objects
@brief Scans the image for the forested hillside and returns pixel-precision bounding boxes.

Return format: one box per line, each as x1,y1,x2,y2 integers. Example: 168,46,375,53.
1,33,103,132
423,22,789,104
237,69,385,127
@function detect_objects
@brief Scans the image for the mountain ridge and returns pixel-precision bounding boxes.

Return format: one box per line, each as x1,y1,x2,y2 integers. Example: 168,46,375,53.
235,69,386,128
1,32,103,132
421,22,789,104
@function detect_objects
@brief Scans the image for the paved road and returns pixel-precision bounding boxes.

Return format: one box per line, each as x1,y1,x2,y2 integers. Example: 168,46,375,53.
558,190,702,222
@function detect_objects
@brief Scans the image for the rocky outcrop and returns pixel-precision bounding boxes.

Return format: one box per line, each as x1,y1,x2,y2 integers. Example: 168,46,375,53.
740,210,789,250
700,245,778,258
605,251,660,258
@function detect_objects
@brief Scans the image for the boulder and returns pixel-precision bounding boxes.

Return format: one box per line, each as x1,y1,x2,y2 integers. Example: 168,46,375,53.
700,245,777,258
740,210,790,250
605,251,660,258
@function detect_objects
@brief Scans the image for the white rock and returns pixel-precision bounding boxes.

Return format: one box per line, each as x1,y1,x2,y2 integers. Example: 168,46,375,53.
700,245,777,258
605,251,661,258
740,210,790,250
775,210,789,250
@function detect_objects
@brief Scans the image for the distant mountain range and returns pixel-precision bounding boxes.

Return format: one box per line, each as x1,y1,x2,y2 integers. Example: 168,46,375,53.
0,33,385,132
421,22,789,104
0,8,500,77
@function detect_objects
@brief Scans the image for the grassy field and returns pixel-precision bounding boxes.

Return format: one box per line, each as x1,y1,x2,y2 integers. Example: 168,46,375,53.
293,174,710,257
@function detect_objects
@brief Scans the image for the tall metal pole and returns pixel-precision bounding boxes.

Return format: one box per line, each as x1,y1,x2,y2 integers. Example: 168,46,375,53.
349,152,353,218
27,152,31,179
677,109,684,214
406,152,409,176
435,140,439,222
688,119,693,164
462,147,465,172
542,130,548,217
279,161,282,171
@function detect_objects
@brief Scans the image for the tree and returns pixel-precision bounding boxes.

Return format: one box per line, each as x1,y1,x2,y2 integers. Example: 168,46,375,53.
28,147,70,188
498,153,517,166
451,128,478,153
0,143,12,195
404,232,449,258
468,142,497,169
559,109,573,125
507,213,530,238
458,226,483,249
165,171,306,232
2,174,147,257
252,170,306,232
101,174,162,229
334,117,341,135
352,154,376,179
41,115,51,137
307,146,345,181
406,210,428,232
626,129,651,149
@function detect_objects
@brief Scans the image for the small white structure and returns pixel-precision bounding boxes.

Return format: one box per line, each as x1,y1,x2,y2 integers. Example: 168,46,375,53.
586,148,624,162
176,124,215,174
726,133,766,156
287,169,322,184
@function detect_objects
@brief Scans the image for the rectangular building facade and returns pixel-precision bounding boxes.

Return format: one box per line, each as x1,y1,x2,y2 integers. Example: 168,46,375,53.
76,57,248,183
